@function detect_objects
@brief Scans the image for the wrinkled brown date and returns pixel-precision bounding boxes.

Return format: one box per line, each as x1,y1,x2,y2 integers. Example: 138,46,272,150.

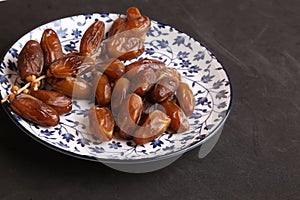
10,93,59,127
125,58,166,80
130,67,157,96
29,89,72,115
105,36,145,61
151,76,180,103
176,82,195,116
94,73,112,106
96,59,125,80
80,20,105,55
108,7,151,39
107,7,150,60
111,77,130,111
115,93,143,140
40,28,64,68
89,106,115,141
133,110,171,145
160,100,190,133
126,7,143,20
155,67,181,81
107,18,126,37
47,76,92,99
17,40,44,82
47,54,94,78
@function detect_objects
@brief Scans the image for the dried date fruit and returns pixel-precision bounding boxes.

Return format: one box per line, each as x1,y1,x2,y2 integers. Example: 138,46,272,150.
40,28,64,68
94,73,112,106
80,20,105,55
96,59,125,80
160,100,189,133
176,82,195,116
125,7,151,40
47,76,92,99
105,36,145,61
17,40,44,82
47,54,94,78
30,89,72,115
125,58,166,80
108,7,151,40
107,17,126,38
151,76,180,103
10,93,59,127
89,106,115,141
155,67,181,81
107,7,150,60
110,77,130,111
115,93,143,140
133,110,171,145
150,67,181,102
130,67,157,96
126,7,143,21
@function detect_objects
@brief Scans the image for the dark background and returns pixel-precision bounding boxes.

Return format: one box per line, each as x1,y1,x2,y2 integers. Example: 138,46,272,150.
0,0,299,199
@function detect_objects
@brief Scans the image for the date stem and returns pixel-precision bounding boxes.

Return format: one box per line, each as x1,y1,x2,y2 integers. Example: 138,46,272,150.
1,75,47,103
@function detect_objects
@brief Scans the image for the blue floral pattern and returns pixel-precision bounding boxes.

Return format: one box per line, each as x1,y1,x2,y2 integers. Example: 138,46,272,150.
0,13,232,161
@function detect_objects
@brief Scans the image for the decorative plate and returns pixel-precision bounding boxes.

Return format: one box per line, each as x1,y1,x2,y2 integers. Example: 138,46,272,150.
0,13,232,163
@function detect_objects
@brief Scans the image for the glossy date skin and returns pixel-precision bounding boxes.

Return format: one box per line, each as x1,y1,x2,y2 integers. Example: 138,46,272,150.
10,93,59,127
176,82,195,116
150,68,181,102
115,93,143,140
130,67,157,96
96,59,125,81
47,76,92,99
40,28,64,68
160,100,190,133
47,54,94,78
111,77,130,111
80,20,105,55
105,36,145,61
133,110,171,145
151,76,180,103
89,106,115,141
94,73,112,106
108,7,151,39
29,89,72,115
124,58,166,80
17,40,44,82
107,7,151,60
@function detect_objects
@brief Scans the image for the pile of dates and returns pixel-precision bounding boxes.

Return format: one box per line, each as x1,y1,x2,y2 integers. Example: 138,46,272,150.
4,7,195,145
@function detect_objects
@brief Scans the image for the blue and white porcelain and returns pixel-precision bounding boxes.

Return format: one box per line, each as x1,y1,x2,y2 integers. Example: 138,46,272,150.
0,13,232,167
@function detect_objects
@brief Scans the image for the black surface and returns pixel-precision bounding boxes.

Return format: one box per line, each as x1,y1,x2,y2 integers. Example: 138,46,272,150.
0,0,299,199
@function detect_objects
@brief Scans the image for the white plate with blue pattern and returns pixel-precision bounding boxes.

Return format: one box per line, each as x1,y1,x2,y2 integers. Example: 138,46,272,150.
0,13,232,164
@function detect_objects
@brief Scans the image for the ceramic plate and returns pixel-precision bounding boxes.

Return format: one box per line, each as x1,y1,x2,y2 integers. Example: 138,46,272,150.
0,13,232,163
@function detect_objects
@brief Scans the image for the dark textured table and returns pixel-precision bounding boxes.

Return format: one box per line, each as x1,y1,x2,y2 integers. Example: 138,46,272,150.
0,0,299,199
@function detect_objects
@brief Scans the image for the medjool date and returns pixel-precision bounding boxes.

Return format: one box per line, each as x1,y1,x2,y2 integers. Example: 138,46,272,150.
47,54,94,78
80,20,105,55
115,93,143,140
133,110,170,145
10,93,59,127
176,82,195,116
29,89,72,115
47,76,92,99
94,73,112,106
17,40,44,82
160,100,189,133
89,106,115,141
40,28,64,67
